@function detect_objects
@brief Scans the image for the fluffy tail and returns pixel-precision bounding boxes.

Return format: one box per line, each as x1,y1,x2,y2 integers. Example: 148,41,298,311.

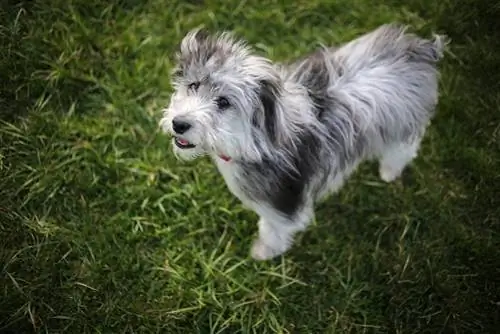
387,24,450,63
429,33,450,61
400,26,450,64
334,23,449,69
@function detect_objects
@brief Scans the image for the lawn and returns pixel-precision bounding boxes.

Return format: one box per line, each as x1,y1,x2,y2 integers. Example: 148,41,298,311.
1,0,499,333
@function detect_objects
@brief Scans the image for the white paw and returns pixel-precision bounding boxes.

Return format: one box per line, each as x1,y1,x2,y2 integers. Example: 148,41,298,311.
379,166,400,183
250,239,283,261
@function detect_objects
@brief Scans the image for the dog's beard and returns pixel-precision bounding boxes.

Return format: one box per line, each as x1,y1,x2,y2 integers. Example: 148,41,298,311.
171,131,242,162
171,137,207,161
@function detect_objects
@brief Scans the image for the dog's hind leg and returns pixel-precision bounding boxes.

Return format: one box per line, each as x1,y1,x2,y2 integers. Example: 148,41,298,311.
379,137,422,182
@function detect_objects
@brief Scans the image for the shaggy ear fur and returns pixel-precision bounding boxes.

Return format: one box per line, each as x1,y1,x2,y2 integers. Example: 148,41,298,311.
256,79,282,145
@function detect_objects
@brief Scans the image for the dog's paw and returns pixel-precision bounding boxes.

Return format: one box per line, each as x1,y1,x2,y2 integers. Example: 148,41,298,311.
379,165,400,182
250,239,282,261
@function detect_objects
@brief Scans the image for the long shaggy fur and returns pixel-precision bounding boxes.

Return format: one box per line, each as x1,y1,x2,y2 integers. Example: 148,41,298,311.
160,24,448,260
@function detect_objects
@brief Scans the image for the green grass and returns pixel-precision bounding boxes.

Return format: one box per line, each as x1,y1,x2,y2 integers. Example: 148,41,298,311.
1,0,499,332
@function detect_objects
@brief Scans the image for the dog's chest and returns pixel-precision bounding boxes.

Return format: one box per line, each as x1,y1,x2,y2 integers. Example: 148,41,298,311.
214,159,254,206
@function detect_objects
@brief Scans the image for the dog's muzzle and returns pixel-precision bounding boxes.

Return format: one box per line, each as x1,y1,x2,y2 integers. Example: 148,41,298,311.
171,116,196,149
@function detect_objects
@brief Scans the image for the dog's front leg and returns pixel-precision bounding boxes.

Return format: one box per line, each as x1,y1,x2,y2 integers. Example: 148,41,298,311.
250,204,313,260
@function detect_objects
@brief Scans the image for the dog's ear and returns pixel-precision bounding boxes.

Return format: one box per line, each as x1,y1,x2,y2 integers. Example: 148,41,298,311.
255,79,281,145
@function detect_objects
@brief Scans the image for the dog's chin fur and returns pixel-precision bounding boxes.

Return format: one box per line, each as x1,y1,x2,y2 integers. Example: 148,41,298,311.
171,141,206,161
160,23,448,260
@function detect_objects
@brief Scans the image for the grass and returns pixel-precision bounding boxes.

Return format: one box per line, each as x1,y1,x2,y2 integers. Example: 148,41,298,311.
1,0,499,332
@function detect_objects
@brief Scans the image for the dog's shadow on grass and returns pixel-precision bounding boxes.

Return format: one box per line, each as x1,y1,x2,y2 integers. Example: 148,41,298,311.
279,162,500,332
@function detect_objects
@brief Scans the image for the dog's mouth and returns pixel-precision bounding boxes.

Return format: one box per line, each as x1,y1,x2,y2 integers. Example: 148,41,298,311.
174,137,196,149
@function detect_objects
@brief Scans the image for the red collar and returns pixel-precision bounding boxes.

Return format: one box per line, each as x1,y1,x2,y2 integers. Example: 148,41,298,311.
219,154,231,162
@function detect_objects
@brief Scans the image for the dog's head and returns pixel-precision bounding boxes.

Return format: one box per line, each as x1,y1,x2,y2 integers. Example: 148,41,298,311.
160,29,286,162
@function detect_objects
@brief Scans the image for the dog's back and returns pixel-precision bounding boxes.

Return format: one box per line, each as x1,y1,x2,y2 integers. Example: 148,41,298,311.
277,24,448,200
284,24,448,160
286,24,448,112
332,23,448,141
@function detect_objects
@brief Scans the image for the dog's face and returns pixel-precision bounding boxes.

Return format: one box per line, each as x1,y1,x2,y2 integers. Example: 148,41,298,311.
160,29,282,161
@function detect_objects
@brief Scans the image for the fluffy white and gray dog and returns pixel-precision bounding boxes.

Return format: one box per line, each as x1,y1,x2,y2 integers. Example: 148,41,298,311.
159,23,448,260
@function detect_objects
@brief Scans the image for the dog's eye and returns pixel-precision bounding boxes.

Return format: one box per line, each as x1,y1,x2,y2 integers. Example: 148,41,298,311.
188,82,200,91
216,96,230,110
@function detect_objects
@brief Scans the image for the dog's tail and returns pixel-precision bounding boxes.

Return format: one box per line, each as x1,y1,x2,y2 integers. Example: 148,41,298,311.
394,25,450,64
380,23,450,64
337,24,450,67
428,33,450,62
397,24,450,64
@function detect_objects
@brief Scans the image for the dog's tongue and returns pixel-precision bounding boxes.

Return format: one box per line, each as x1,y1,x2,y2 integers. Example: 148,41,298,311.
178,138,189,145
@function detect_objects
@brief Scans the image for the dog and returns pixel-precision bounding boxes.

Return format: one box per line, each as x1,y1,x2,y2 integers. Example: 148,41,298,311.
159,23,448,260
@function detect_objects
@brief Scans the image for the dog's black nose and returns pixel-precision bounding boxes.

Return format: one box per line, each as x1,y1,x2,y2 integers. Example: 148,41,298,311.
172,118,191,134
